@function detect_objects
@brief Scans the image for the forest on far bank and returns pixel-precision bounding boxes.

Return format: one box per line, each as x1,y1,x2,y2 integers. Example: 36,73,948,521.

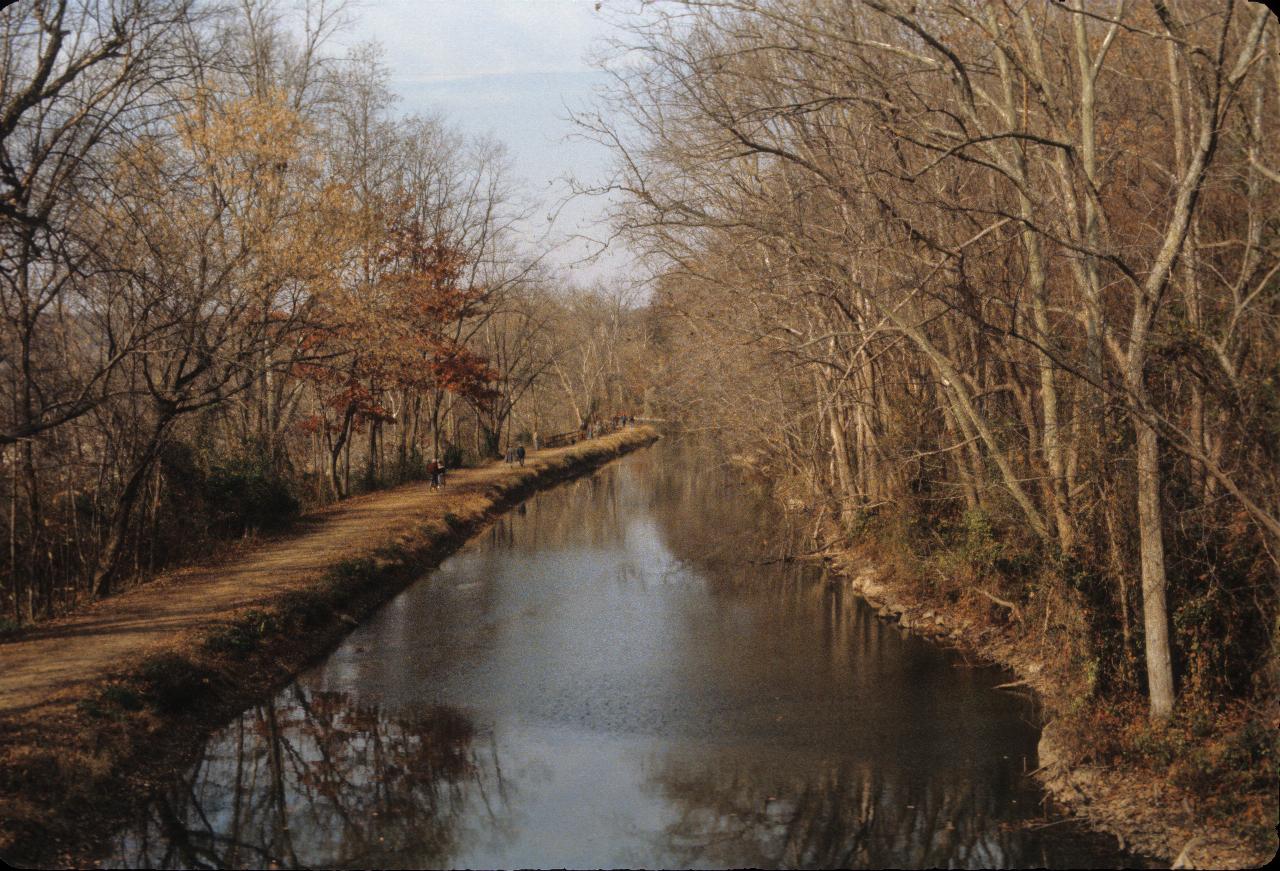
584,0,1278,837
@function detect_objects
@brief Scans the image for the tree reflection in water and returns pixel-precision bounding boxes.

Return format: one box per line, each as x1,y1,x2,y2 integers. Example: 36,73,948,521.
643,752,1098,869
112,687,503,869
634,442,1142,870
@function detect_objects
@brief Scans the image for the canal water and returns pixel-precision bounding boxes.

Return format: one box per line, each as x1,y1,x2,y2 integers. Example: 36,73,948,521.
99,439,1145,869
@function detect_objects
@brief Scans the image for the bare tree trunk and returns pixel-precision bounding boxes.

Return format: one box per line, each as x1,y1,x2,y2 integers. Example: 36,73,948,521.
1102,475,1135,683
92,416,171,597
329,406,356,499
8,450,19,623
1134,410,1175,719
827,405,857,516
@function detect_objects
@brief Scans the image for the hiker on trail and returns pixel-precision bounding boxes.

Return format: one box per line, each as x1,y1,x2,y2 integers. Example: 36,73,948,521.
516,444,525,466
505,446,515,465
428,458,441,490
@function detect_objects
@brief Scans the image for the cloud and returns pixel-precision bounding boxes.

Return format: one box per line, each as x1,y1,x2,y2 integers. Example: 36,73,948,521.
334,0,630,282
341,0,611,81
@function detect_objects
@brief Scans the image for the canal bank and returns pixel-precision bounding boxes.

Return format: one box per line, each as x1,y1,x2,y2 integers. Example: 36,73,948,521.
0,426,658,867
822,531,1276,870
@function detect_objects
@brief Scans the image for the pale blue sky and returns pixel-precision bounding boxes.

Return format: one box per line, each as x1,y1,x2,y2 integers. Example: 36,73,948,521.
337,0,633,288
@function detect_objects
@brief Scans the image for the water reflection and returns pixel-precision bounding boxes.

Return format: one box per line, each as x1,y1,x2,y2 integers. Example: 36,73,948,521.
100,439,1145,869
647,748,1073,869
114,689,500,869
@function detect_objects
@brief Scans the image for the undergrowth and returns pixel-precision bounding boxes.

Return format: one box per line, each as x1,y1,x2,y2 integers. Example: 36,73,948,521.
844,502,1278,839
1057,697,1277,841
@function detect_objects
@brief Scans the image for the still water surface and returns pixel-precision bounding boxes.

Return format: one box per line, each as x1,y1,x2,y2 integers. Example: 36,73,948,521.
101,440,1145,869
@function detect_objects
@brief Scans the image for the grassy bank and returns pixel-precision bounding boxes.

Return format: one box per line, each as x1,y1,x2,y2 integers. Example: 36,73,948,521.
0,427,658,867
821,513,1277,870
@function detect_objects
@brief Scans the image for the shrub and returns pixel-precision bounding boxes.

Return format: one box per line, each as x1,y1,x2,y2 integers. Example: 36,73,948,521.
100,684,144,711
203,454,299,535
136,653,213,712
442,443,464,470
372,543,406,561
278,590,330,628
203,609,280,656
960,509,1002,571
77,684,143,719
397,450,428,482
326,557,379,595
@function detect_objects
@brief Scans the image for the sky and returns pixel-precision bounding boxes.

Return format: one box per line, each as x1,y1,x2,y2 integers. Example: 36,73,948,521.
334,0,635,289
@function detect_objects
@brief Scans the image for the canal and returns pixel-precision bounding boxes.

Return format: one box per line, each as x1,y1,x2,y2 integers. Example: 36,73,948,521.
99,438,1145,869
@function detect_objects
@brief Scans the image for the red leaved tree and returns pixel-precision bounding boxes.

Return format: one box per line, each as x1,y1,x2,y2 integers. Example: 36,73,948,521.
298,206,497,497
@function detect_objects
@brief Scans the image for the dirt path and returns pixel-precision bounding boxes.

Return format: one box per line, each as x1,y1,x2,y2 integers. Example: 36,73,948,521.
0,435,640,719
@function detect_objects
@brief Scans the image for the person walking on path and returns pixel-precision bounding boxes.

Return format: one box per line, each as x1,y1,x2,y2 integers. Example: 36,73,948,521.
428,458,441,490
516,444,525,467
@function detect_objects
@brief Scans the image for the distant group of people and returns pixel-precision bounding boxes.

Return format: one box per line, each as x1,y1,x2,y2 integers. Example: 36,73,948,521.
577,413,634,442
496,413,638,460
426,457,447,489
